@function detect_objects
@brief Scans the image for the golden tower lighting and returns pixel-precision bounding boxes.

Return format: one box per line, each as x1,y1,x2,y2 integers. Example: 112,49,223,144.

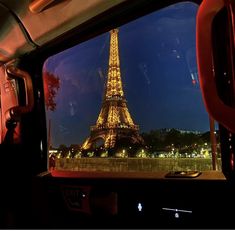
82,29,144,150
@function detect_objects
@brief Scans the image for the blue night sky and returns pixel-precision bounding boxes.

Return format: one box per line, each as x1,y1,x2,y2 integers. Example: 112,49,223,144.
44,2,210,147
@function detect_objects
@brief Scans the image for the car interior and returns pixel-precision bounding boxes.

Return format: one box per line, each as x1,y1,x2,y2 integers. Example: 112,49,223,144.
0,0,234,229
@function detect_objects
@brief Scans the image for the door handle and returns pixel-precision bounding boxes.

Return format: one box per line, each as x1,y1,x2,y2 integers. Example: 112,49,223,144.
5,66,34,121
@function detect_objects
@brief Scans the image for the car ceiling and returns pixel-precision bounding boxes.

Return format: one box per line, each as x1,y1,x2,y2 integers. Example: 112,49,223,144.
0,0,126,64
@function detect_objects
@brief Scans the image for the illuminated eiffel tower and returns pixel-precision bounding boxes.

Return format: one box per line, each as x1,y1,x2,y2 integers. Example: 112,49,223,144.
82,29,144,150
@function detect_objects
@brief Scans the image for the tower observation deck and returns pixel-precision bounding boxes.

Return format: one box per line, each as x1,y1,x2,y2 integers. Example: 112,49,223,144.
82,29,144,150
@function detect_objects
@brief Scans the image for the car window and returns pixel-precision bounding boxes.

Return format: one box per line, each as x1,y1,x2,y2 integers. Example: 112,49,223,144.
43,1,221,172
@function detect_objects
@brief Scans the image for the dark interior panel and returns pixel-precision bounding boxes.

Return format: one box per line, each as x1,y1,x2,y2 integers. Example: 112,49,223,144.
32,173,235,229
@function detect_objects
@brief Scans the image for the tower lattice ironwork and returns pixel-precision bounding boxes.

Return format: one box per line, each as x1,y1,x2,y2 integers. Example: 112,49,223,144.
82,29,144,150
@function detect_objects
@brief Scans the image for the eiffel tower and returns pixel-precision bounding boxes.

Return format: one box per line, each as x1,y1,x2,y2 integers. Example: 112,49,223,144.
82,29,144,150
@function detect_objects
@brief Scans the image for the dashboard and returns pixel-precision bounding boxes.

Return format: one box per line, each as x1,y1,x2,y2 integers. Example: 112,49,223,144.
33,171,235,229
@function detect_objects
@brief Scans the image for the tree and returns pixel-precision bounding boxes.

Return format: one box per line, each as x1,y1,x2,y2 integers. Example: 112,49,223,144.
43,71,60,111
58,144,69,157
70,144,81,157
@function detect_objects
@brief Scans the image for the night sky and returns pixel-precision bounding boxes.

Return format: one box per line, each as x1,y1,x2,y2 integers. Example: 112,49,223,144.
44,2,210,148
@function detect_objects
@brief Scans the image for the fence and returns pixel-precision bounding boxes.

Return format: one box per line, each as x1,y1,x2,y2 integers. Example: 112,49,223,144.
56,157,222,172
